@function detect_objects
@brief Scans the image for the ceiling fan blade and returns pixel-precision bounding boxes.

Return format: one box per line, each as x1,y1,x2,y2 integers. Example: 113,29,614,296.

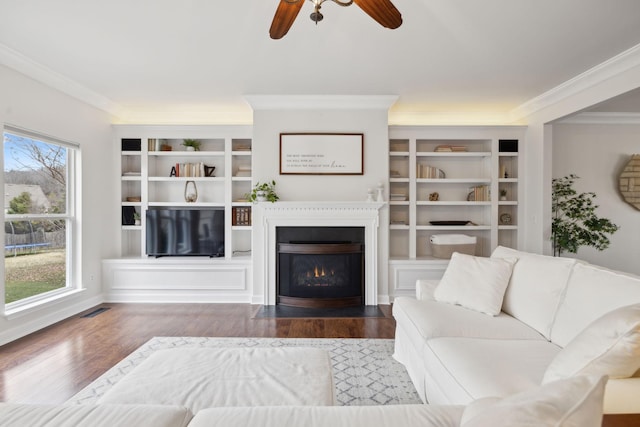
353,0,402,29
270,0,306,39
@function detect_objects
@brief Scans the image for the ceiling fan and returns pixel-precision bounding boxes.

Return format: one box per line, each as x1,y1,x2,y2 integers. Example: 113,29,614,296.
269,0,402,39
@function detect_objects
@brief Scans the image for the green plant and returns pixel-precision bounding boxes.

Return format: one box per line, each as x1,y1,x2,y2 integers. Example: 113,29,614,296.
499,189,507,197
551,174,619,257
247,180,279,203
182,139,201,151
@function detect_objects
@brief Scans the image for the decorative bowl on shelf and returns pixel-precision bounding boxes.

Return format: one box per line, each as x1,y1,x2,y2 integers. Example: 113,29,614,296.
429,221,471,226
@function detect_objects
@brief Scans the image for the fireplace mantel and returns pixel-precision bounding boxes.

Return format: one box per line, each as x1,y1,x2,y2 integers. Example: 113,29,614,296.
252,202,385,305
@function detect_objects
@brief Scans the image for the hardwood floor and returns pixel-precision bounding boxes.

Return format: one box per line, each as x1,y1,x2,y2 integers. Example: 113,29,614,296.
0,303,395,404
0,303,636,427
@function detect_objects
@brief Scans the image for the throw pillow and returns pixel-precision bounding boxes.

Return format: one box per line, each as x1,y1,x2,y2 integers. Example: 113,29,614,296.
460,375,607,427
543,303,640,383
434,252,516,316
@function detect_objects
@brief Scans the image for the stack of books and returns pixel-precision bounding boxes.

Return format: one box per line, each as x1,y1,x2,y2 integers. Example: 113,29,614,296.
434,145,468,152
390,193,407,201
468,185,490,202
232,206,252,226
417,164,445,179
172,162,206,177
235,165,251,177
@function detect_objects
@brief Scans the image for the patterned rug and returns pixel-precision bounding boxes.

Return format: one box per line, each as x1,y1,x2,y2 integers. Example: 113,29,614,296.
68,337,422,406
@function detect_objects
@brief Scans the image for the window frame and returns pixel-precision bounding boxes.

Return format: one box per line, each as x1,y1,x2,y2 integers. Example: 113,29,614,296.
2,125,80,315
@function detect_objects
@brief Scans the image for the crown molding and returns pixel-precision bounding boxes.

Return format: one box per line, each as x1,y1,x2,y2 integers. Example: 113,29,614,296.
509,43,640,123
245,95,398,111
0,42,124,119
556,112,640,125
388,111,519,126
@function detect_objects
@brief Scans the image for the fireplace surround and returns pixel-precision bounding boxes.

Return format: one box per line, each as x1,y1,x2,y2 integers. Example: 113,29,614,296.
253,201,385,306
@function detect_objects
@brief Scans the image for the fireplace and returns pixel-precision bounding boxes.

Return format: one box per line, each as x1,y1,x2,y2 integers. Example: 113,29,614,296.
277,227,364,308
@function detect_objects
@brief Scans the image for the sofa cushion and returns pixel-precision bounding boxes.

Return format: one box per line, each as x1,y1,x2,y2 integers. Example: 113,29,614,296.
0,403,192,427
491,246,577,339
434,252,516,316
423,337,561,404
393,297,545,343
188,404,464,427
550,262,640,347
543,304,640,383
460,375,607,427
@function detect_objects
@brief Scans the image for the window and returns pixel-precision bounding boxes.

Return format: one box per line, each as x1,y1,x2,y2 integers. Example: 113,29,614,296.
3,126,78,310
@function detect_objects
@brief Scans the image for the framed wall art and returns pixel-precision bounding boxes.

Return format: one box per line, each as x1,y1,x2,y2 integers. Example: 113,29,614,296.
279,133,364,175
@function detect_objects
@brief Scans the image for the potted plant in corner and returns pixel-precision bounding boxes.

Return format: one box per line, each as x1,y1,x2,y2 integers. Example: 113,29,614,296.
182,139,201,151
247,180,279,203
551,174,619,256
133,212,141,226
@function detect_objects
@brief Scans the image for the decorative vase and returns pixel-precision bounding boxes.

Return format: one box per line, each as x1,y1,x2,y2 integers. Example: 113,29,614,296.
186,146,195,151
256,190,267,202
500,195,507,201
184,180,198,203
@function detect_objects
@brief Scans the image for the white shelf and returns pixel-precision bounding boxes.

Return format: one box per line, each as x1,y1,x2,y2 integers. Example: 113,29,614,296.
148,201,226,207
416,201,491,206
416,225,492,231
416,152,491,157
148,150,225,157
417,178,491,184
148,176,225,182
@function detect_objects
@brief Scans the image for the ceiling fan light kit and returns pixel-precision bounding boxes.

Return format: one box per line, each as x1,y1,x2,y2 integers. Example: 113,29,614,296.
270,0,402,39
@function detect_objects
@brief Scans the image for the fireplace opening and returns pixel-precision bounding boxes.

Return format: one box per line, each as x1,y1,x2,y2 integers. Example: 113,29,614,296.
276,227,364,308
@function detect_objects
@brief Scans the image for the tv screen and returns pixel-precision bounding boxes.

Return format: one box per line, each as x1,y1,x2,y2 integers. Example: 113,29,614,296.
146,207,224,257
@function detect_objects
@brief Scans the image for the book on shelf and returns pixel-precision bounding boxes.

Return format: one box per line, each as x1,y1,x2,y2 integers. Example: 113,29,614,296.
434,145,468,152
232,206,252,226
467,185,491,202
417,164,445,179
173,162,207,177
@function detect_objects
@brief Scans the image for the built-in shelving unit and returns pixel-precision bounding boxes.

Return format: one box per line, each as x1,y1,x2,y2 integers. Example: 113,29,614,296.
115,126,253,259
106,125,255,303
388,126,525,297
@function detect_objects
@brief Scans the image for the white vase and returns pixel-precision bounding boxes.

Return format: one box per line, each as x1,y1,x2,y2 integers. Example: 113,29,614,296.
186,146,195,152
256,190,267,202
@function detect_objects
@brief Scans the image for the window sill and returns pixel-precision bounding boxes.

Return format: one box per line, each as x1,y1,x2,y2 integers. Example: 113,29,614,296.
4,288,86,320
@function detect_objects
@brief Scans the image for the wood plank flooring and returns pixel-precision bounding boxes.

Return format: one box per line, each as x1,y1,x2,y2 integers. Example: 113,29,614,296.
0,303,395,404
0,302,636,427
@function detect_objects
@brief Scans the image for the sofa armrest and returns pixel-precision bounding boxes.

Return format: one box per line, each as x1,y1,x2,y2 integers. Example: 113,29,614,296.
416,280,440,301
604,377,640,414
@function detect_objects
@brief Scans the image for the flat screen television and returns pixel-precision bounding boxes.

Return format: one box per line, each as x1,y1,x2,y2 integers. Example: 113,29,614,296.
146,207,225,257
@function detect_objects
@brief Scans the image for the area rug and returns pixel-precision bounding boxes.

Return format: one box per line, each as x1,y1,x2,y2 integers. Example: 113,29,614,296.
68,337,422,406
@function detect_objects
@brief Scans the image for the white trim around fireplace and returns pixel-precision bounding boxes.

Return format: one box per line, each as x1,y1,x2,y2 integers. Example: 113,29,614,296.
253,201,385,306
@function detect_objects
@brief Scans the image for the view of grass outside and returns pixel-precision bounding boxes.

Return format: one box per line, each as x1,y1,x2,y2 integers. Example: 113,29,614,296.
4,131,70,305
5,250,66,304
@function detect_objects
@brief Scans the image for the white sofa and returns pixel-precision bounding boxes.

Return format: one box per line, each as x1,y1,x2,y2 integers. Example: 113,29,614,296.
393,246,640,414
0,375,610,427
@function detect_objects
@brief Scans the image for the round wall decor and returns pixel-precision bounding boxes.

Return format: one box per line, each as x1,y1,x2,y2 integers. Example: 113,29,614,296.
619,154,640,211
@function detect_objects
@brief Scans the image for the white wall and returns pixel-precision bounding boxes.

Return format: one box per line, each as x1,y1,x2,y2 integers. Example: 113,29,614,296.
521,55,640,255
552,122,640,274
251,103,391,302
0,64,115,344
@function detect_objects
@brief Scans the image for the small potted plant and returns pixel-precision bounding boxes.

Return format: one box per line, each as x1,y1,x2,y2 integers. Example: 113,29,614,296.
133,212,141,226
182,139,201,151
499,189,508,201
247,180,279,203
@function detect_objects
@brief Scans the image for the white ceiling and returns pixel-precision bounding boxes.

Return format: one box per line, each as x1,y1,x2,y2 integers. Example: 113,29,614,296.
1,0,640,124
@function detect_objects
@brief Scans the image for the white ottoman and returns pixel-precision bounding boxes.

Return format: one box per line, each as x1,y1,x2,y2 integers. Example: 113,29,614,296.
98,347,335,412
